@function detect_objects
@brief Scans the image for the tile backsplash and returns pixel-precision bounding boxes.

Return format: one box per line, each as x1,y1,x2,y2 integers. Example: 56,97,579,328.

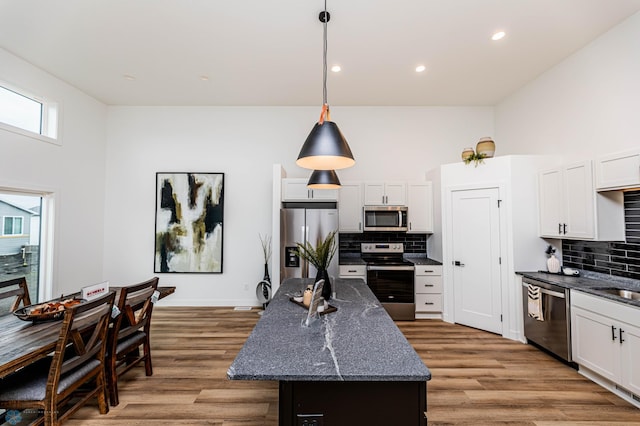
562,190,640,280
339,232,428,254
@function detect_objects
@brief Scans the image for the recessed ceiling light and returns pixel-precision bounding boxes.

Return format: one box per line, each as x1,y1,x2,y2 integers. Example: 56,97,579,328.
331,65,341,73
492,31,506,41
200,75,210,81
122,74,136,81
415,65,426,73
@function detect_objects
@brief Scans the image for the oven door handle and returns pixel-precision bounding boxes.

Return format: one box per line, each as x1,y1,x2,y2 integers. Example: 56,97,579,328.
367,265,415,271
522,282,565,298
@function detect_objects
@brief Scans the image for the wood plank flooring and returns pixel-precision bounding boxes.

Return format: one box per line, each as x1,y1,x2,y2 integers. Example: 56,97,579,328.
64,307,640,425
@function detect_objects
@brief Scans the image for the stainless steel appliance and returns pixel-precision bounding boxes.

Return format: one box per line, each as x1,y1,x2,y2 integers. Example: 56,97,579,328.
280,202,339,282
522,277,573,364
362,243,415,320
363,206,408,232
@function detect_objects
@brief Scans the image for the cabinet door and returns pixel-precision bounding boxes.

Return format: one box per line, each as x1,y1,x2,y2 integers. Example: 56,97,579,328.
384,182,406,205
282,179,311,201
563,161,594,239
407,182,433,233
621,321,640,396
538,168,564,237
338,182,363,232
363,182,386,205
310,188,338,200
596,149,640,190
572,306,620,382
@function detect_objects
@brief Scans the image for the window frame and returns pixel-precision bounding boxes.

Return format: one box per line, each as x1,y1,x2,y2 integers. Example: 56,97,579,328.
0,80,62,146
3,215,24,235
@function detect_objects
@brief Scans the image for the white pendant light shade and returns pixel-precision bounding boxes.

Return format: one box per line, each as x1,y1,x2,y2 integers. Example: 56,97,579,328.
307,169,341,189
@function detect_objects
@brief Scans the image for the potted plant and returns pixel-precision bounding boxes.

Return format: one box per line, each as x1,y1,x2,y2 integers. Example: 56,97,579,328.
295,230,337,300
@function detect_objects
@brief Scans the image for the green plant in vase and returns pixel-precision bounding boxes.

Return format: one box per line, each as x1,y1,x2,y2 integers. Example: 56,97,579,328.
463,151,487,167
294,230,337,300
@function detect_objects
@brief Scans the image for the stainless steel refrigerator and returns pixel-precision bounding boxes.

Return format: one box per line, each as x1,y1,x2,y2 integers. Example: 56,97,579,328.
280,204,339,283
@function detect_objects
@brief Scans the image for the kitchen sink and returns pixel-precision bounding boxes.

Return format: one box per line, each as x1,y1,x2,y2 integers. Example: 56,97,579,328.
593,288,640,300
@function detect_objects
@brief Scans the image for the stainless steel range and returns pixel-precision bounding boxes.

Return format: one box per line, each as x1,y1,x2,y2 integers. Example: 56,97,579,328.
361,243,415,321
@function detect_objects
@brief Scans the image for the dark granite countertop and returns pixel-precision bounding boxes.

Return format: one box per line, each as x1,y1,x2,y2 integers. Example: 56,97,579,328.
227,278,431,382
404,255,443,266
517,270,640,308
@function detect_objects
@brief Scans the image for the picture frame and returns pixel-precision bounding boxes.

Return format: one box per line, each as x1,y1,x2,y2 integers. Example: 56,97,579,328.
154,172,224,273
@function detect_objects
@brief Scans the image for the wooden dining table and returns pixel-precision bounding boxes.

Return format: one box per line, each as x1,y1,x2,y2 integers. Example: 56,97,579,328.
0,286,175,380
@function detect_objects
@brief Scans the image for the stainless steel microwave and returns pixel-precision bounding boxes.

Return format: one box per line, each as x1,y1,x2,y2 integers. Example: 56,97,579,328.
363,206,408,232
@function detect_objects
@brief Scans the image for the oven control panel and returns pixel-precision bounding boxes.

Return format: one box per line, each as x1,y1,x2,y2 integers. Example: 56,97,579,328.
361,243,404,254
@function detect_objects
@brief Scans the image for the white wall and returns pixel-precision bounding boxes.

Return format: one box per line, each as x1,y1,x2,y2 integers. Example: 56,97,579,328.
0,48,108,297
104,106,493,306
495,11,640,159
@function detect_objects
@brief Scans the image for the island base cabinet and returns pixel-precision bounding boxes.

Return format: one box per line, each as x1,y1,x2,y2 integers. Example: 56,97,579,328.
279,380,427,425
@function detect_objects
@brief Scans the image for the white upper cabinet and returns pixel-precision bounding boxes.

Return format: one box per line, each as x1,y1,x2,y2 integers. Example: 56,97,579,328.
338,182,363,232
282,178,338,201
538,160,625,241
595,149,640,190
363,182,406,205
406,181,433,233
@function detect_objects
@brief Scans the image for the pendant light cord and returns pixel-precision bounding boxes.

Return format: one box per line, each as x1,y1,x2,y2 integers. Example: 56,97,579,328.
322,0,328,107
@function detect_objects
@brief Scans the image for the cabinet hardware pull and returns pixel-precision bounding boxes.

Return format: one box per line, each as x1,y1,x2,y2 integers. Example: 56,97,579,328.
348,270,357,273
424,284,434,287
454,261,465,267
559,223,562,234
612,325,617,341
423,270,434,273
563,223,567,234
620,328,625,344
425,302,434,305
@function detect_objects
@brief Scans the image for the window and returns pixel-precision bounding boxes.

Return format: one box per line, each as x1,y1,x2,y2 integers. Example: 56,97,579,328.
0,192,45,307
0,82,59,143
3,216,24,235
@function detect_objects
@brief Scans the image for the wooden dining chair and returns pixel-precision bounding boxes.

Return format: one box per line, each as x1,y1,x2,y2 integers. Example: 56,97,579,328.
106,277,159,406
0,277,32,312
0,291,116,426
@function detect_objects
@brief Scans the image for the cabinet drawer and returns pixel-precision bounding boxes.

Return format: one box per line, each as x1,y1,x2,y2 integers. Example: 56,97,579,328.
339,265,366,277
414,265,442,276
415,276,443,293
416,293,442,312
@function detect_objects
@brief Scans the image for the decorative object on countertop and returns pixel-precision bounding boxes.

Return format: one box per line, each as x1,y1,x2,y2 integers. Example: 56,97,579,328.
461,147,475,162
294,230,337,300
462,150,487,167
154,172,224,273
256,234,273,310
476,136,495,158
296,1,355,172
545,245,561,274
562,267,580,276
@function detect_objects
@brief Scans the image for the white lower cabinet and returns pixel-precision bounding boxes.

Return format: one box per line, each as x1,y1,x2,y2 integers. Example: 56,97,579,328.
415,265,442,317
571,290,640,397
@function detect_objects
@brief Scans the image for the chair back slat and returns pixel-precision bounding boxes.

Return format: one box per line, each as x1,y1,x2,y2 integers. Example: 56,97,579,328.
49,292,115,385
0,277,32,312
114,278,159,339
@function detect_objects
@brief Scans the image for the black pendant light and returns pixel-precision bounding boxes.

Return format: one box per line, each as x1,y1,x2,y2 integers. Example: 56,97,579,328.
296,2,355,171
307,169,341,189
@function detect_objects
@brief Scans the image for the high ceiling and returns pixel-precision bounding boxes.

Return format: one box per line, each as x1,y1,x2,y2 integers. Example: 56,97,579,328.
2,0,640,106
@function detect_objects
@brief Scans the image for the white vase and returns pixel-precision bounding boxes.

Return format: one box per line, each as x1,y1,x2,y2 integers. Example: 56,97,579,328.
547,254,560,273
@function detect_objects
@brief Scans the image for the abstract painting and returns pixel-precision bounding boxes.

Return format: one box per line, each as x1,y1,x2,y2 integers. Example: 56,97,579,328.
154,172,224,273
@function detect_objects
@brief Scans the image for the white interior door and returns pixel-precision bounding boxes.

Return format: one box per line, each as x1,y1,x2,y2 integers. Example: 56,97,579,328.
451,188,503,334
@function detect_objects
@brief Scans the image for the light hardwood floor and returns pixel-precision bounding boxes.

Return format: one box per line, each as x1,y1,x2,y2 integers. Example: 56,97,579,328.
66,307,640,425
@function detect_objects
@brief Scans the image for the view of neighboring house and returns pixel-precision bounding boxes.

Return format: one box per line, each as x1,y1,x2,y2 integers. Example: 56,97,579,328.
0,198,38,255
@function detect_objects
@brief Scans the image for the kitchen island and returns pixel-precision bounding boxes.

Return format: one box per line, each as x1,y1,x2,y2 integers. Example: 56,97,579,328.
227,277,431,425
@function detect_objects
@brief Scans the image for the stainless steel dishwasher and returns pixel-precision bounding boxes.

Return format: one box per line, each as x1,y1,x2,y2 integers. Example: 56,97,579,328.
522,277,573,364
